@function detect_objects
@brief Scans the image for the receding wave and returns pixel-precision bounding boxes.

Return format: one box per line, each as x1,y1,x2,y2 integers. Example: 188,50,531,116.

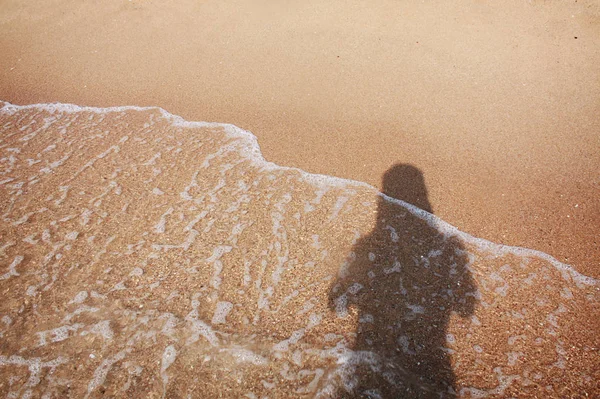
0,102,597,398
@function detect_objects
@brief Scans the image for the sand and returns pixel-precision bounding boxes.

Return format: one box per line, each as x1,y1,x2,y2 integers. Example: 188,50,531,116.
0,103,597,397
0,0,599,282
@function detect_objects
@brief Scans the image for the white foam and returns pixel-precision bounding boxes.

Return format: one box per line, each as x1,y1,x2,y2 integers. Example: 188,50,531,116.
87,320,114,340
0,255,23,280
0,101,597,289
273,329,305,352
130,267,144,277
154,207,174,234
86,350,127,398
69,291,88,304
65,231,79,240
160,345,177,392
212,301,234,324
2,99,599,398
37,323,84,346
225,347,268,366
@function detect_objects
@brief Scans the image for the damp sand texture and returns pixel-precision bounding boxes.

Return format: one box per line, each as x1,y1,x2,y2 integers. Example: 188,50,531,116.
0,103,598,398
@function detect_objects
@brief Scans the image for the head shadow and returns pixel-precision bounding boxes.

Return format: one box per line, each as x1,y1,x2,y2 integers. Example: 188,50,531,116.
329,163,477,398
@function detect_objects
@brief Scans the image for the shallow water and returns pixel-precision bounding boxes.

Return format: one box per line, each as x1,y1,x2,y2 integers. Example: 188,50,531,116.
0,102,598,398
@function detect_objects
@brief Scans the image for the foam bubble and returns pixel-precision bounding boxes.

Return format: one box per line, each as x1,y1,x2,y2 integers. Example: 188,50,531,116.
160,345,177,388
212,301,234,325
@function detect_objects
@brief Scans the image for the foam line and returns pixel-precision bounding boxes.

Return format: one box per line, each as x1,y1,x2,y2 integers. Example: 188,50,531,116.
1,100,596,287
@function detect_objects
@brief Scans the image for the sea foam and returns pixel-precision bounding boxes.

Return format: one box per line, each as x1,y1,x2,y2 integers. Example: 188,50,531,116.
0,101,597,398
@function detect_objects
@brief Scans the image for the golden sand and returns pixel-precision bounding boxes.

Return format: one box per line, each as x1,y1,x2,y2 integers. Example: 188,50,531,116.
1,0,599,277
0,104,597,397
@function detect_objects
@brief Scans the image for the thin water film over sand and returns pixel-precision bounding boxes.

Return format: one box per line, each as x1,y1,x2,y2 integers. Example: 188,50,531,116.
0,102,598,398
329,164,477,397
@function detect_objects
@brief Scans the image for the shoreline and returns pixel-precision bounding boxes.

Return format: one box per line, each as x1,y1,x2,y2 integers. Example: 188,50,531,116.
3,99,597,287
1,0,599,277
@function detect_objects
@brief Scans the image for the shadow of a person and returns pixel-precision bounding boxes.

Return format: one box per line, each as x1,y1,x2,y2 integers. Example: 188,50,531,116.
329,164,477,398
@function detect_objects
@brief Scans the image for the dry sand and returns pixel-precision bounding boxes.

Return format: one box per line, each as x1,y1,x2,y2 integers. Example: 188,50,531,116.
0,0,599,277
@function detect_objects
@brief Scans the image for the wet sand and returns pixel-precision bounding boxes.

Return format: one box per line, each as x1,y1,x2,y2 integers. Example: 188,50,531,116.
0,0,599,276
0,103,597,397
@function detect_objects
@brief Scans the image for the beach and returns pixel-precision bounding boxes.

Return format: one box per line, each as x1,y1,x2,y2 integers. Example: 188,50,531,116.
1,0,599,275
0,0,599,397
1,0,599,277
